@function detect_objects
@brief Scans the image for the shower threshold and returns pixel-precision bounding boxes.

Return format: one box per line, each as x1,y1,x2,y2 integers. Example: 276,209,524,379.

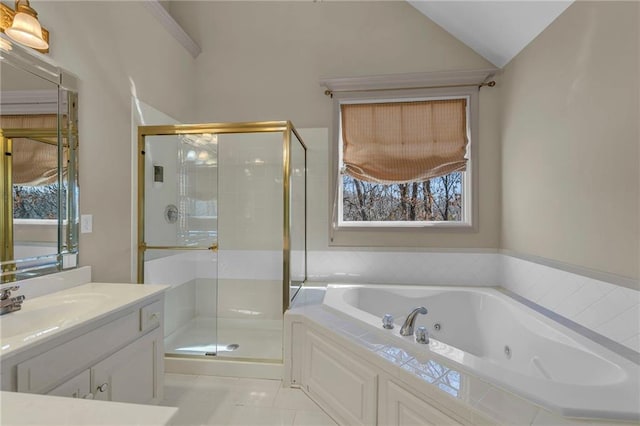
164,316,282,361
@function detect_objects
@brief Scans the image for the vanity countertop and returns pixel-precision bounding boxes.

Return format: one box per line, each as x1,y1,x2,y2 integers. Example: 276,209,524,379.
0,282,168,359
0,391,177,425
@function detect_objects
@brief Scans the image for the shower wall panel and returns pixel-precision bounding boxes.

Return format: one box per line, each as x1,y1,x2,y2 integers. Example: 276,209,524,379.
144,135,180,248
217,132,284,321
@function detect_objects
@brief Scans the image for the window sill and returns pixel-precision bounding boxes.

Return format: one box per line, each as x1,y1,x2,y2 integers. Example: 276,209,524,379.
336,221,473,229
13,219,66,226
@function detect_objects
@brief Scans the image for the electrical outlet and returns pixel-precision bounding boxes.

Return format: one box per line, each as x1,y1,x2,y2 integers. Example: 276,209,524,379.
81,214,93,233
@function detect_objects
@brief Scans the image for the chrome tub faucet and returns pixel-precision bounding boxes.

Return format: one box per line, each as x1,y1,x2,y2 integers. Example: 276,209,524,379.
399,306,428,336
1,286,25,315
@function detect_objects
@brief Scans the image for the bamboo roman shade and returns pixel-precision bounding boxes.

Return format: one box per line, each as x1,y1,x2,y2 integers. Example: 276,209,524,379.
340,99,468,183
1,114,61,185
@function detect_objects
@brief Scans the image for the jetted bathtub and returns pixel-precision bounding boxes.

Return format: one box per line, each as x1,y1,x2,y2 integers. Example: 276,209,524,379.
322,284,640,422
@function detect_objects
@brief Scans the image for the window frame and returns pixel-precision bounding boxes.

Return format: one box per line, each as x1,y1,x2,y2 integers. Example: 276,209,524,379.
330,86,480,235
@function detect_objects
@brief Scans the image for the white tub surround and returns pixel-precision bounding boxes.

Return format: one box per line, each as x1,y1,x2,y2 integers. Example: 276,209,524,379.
0,283,168,405
0,391,177,425
285,285,640,424
500,254,640,353
306,250,640,353
308,250,500,287
150,248,640,353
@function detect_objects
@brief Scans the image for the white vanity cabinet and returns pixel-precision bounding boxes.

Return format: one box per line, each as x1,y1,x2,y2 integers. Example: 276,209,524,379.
44,329,162,404
91,329,161,404
1,287,165,406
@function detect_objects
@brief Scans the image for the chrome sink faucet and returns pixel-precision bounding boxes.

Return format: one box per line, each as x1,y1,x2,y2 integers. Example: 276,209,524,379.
0,286,25,315
399,307,428,336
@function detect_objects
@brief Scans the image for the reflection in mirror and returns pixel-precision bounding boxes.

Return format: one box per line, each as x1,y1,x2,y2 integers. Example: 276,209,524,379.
0,39,78,283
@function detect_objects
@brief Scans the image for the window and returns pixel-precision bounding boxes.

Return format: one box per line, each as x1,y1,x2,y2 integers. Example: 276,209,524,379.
336,94,473,228
14,183,66,220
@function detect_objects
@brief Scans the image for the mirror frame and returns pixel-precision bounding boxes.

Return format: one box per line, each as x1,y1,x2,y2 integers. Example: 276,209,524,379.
0,37,79,283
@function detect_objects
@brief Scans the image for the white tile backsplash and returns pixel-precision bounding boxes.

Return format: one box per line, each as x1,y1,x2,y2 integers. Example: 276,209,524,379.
594,305,640,344
573,287,640,329
554,280,615,318
5,266,92,299
308,251,500,286
623,334,640,353
218,250,282,281
536,276,584,310
144,244,639,354
498,255,639,352
307,250,639,353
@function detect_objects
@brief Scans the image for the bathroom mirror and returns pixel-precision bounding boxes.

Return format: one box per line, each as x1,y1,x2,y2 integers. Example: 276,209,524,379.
0,38,79,283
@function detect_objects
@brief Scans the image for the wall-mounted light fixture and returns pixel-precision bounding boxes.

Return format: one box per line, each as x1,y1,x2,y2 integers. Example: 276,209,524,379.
0,0,49,52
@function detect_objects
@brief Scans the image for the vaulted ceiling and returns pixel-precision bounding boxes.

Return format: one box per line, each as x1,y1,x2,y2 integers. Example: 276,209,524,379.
157,0,574,68
407,1,574,67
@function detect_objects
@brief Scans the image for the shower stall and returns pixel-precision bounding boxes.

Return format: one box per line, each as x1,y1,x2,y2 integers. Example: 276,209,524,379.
137,121,306,369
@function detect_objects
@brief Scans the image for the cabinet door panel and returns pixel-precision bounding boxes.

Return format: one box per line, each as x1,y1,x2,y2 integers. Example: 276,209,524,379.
302,330,377,426
17,311,139,394
383,380,462,426
46,370,91,399
91,329,161,405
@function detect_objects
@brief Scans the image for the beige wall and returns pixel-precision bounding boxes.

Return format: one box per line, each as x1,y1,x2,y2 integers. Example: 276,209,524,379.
32,1,196,282
171,1,501,251
500,1,639,282
29,1,637,284
171,1,493,128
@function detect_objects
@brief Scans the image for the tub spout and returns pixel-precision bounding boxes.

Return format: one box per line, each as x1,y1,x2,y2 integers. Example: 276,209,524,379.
400,307,428,336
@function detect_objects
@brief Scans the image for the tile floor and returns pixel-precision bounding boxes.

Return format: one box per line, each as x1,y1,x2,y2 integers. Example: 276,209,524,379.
161,374,338,426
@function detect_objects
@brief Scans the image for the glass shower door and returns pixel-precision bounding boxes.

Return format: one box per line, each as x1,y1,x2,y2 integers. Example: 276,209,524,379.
139,132,219,357
139,121,307,364
215,132,284,362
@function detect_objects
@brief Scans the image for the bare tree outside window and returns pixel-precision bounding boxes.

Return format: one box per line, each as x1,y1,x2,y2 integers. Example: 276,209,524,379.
342,173,462,222
13,183,66,220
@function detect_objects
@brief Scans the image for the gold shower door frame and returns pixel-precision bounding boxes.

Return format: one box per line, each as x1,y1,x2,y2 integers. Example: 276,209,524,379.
137,121,307,314
0,128,69,283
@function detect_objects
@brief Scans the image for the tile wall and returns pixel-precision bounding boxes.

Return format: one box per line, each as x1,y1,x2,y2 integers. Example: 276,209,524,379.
307,250,640,353
143,246,640,353
307,251,500,286
501,255,640,353
4,266,92,299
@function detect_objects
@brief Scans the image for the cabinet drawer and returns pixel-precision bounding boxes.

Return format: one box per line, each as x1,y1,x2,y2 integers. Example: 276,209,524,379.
17,311,139,394
140,300,162,332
